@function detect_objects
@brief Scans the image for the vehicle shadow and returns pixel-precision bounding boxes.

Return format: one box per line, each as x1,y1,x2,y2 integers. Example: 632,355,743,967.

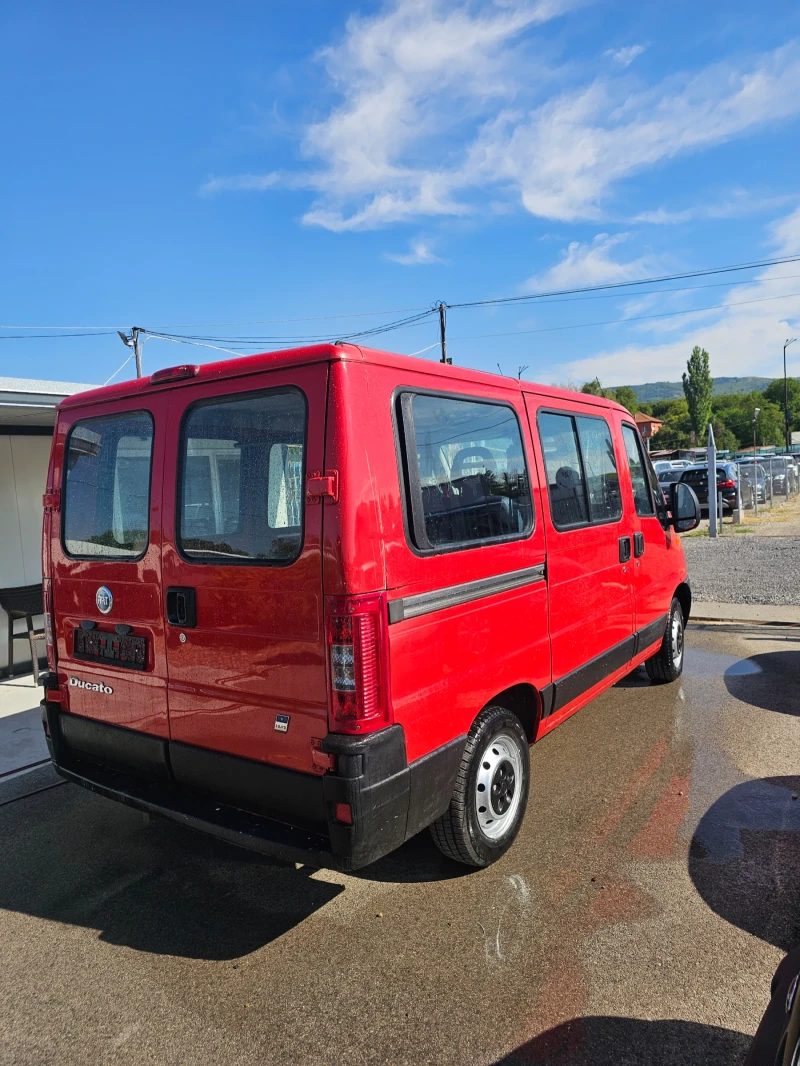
688,775,800,951
723,650,800,717
0,782,343,961
354,828,471,883
614,664,652,689
492,1015,752,1065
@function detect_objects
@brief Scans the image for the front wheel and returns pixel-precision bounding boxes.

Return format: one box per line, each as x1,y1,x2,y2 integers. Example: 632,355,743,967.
430,705,530,868
645,597,685,684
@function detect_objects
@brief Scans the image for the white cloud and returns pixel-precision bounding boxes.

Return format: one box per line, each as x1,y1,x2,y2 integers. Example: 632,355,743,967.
385,238,443,265
467,43,800,223
523,232,650,290
200,172,282,194
604,44,646,67
203,3,800,232
556,207,800,386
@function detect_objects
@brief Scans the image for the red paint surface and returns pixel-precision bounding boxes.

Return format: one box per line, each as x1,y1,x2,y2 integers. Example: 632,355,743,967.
47,343,690,781
629,771,692,858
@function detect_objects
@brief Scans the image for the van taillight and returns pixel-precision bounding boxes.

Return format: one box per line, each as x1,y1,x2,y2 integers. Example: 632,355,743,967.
43,577,56,671
326,593,391,734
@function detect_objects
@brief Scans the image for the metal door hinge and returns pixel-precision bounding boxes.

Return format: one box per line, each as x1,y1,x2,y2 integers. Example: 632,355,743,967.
306,470,339,503
42,491,60,512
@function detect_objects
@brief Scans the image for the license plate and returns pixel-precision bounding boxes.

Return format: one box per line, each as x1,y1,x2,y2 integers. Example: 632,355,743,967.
73,628,147,671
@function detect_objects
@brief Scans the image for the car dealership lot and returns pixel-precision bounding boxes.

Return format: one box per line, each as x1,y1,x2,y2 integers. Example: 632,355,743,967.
1,623,799,1066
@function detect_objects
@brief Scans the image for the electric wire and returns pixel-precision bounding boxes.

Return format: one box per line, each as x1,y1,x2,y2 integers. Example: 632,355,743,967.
3,251,800,338
451,289,800,342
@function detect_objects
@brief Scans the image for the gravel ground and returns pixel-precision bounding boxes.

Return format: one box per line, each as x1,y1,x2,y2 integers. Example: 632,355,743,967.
682,534,800,605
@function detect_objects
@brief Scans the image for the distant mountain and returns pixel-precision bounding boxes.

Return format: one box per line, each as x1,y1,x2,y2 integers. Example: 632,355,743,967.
627,376,776,402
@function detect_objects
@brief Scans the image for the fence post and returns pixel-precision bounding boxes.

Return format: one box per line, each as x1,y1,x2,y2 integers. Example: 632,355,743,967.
707,424,717,538
769,458,773,507
734,462,742,523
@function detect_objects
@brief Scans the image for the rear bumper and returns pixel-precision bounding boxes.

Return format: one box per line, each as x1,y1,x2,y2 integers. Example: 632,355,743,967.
41,702,465,872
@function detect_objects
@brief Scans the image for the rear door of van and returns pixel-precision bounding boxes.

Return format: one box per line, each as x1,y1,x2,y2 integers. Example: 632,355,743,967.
53,395,170,736
160,364,328,777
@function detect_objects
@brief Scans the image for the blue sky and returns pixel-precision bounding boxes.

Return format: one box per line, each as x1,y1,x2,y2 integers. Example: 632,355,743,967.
2,0,800,389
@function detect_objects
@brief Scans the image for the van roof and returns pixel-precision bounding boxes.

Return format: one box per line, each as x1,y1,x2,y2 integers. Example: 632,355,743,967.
58,342,629,415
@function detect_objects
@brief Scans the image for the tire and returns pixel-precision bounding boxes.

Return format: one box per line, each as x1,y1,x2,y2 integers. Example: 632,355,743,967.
429,705,530,868
645,597,685,684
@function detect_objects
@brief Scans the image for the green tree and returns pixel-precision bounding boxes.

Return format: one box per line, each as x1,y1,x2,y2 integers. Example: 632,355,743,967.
613,385,639,413
710,417,738,452
763,377,800,435
651,399,693,449
682,346,713,441
581,377,610,397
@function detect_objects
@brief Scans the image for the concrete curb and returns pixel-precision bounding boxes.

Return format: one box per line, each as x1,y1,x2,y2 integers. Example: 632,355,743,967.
691,600,800,625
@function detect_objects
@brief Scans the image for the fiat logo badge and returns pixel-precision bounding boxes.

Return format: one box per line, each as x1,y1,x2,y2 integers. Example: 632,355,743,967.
96,586,113,615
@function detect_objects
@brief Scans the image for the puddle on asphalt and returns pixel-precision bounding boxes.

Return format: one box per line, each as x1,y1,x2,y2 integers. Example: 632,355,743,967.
683,649,762,678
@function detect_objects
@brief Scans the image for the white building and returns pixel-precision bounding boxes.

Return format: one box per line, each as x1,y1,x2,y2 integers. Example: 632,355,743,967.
0,377,94,675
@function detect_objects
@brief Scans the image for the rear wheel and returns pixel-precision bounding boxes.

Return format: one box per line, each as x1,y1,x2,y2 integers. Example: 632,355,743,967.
430,705,530,868
645,597,685,684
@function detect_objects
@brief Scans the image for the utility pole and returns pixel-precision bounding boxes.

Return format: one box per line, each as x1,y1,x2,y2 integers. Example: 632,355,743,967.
117,326,144,378
784,337,796,451
438,303,450,364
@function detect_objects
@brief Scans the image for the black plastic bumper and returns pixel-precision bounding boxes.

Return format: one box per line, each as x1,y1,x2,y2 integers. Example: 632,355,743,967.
41,702,465,872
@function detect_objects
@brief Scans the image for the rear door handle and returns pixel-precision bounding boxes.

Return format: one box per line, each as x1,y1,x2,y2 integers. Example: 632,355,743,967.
619,536,632,563
634,532,645,557
166,587,197,627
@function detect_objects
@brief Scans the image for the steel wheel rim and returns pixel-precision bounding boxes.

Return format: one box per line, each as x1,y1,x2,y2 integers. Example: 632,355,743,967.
671,610,684,667
474,732,524,841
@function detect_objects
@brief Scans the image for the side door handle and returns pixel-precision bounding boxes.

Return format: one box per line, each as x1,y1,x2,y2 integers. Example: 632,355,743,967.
619,536,632,563
166,587,197,628
634,532,645,558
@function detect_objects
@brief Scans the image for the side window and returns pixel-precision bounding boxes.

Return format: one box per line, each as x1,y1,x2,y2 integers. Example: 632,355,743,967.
63,411,153,559
538,410,622,529
575,416,622,522
622,424,656,517
178,389,306,564
537,412,588,528
397,392,534,552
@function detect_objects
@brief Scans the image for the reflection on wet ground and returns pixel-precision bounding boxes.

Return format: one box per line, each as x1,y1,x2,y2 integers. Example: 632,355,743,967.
1,624,799,1065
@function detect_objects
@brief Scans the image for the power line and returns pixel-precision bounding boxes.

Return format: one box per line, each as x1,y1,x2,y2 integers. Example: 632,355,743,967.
446,253,800,310
4,252,800,338
0,331,115,340
0,306,429,331
451,288,800,342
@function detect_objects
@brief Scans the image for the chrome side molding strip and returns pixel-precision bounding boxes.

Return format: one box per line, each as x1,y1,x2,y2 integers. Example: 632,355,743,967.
388,563,546,624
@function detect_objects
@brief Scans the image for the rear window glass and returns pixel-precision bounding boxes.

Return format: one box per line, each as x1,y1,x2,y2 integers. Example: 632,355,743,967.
63,412,153,559
178,389,306,564
398,392,533,552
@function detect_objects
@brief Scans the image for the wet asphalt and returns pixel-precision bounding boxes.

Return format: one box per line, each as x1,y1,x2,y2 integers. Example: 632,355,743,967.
1,623,799,1066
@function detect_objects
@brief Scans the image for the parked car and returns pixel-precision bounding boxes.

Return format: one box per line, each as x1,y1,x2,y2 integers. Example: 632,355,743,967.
40,344,700,872
678,462,752,512
776,455,799,492
762,456,796,495
738,460,768,504
745,945,800,1065
657,468,684,487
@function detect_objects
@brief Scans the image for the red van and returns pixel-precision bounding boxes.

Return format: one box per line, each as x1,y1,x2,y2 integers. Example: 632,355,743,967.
40,344,700,870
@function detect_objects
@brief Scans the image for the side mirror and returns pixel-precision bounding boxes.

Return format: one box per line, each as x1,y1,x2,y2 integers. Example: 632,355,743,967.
670,482,701,533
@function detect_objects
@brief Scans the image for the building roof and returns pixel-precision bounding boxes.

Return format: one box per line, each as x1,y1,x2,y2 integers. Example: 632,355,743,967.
0,376,96,429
